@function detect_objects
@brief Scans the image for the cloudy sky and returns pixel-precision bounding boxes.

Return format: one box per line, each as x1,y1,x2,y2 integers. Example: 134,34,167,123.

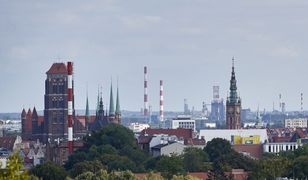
1,0,308,113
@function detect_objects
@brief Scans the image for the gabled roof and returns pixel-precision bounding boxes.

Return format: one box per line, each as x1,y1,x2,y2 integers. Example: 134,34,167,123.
151,142,176,150
140,128,193,139
46,63,67,74
184,138,206,145
0,136,17,150
232,144,263,159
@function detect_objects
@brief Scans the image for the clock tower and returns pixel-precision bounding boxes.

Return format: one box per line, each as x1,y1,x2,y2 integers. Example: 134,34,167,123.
226,57,241,129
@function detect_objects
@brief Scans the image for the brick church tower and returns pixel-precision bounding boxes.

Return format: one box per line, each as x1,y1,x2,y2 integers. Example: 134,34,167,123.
43,63,72,143
226,57,241,129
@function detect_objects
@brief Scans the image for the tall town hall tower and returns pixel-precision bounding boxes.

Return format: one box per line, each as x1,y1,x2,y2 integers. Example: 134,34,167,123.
226,58,241,129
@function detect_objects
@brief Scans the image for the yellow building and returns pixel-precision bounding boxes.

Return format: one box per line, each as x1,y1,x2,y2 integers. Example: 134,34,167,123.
232,135,260,144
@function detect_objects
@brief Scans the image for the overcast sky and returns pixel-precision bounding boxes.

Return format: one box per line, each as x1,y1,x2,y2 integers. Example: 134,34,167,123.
1,0,308,113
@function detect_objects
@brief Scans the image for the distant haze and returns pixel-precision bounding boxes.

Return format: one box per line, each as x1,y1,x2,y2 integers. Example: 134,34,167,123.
1,0,308,112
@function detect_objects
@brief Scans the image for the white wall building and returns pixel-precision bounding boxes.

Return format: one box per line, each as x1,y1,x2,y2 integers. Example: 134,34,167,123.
263,142,302,153
199,129,268,143
0,157,7,169
129,123,150,133
152,142,186,157
285,118,307,128
172,116,195,131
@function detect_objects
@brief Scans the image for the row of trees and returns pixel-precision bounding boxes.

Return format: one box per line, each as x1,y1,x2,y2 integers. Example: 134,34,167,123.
6,124,306,179
60,124,256,179
250,144,308,179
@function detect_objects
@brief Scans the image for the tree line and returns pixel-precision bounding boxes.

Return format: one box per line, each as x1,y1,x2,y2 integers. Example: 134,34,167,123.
1,124,308,179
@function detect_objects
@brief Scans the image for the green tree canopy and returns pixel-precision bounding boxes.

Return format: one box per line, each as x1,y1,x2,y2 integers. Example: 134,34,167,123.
183,147,210,172
65,124,149,174
0,152,29,180
293,155,308,179
30,161,68,180
156,155,185,179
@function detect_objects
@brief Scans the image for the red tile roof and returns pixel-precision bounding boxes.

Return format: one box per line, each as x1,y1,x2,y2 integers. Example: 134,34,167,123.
188,172,208,180
37,116,44,126
138,136,152,144
140,128,193,139
232,144,263,159
184,138,206,145
46,63,67,74
272,136,291,143
76,115,96,123
296,128,307,138
0,136,17,150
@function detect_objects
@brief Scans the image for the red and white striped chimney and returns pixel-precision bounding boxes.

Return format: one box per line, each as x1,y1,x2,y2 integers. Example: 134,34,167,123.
144,66,148,119
67,62,73,154
159,80,164,122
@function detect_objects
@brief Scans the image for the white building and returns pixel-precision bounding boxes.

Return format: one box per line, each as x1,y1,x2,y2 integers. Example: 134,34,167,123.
172,115,195,131
151,142,186,157
285,118,307,128
129,123,150,133
0,157,7,169
199,129,268,143
205,123,216,128
263,142,302,153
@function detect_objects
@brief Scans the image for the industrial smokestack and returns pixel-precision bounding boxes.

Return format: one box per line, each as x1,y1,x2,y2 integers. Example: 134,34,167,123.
159,80,164,122
144,66,148,120
301,93,303,112
67,62,74,154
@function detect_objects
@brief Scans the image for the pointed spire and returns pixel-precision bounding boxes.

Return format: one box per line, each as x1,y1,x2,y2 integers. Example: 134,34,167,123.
32,106,38,118
116,82,121,115
96,86,100,114
27,108,32,115
21,108,26,117
85,89,90,120
228,57,239,103
109,81,115,116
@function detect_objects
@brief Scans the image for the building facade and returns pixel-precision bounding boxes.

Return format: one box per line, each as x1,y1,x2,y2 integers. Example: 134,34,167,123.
285,118,308,128
263,142,302,153
226,58,241,129
171,116,196,132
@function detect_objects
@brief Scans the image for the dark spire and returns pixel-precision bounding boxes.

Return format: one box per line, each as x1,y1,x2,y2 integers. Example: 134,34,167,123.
21,108,26,117
109,82,115,116
32,106,38,118
228,57,239,103
96,88,105,120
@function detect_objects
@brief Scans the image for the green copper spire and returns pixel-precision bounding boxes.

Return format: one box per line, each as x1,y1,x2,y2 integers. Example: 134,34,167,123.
116,84,121,115
109,82,115,116
85,88,90,130
228,57,239,103
86,93,90,119
96,86,100,114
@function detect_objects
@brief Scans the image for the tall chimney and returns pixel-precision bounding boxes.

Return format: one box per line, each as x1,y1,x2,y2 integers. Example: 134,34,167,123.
160,80,164,122
67,62,73,154
144,66,148,120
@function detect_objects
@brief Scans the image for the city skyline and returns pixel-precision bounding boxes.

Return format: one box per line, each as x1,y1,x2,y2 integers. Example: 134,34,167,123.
1,1,308,112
